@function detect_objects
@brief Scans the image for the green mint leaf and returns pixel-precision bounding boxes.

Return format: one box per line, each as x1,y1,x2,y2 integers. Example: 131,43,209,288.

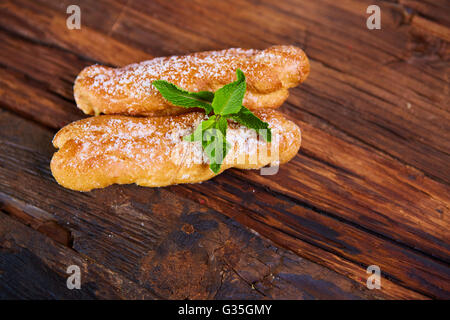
183,124,202,142
216,116,228,137
215,117,230,164
202,125,230,174
211,69,246,115
230,106,272,142
209,163,222,174
156,69,270,174
236,68,245,82
152,80,213,113
183,116,216,142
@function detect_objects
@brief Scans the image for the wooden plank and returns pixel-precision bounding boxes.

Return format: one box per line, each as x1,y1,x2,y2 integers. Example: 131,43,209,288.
0,12,448,298
0,212,159,299
104,0,450,183
172,174,450,299
0,109,391,299
0,6,448,265
399,0,450,27
0,110,436,299
0,0,448,299
0,67,444,298
0,28,89,101
0,27,88,128
0,67,83,129
1,0,448,181
0,0,151,66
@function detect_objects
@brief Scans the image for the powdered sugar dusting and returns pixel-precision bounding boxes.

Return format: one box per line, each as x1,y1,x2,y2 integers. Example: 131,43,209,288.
81,47,289,99
55,110,294,173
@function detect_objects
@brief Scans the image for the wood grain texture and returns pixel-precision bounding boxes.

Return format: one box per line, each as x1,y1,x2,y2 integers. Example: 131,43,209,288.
0,0,449,299
0,2,448,261
0,212,158,299
0,109,388,300
107,0,450,183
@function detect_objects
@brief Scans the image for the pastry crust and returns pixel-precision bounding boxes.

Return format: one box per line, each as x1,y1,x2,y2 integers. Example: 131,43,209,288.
51,109,301,191
74,46,310,116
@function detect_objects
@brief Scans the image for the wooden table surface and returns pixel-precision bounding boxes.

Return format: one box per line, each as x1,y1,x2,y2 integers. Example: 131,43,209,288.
0,0,449,299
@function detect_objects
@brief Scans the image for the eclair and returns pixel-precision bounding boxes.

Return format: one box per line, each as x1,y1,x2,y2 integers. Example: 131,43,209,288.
74,46,310,116
50,109,301,191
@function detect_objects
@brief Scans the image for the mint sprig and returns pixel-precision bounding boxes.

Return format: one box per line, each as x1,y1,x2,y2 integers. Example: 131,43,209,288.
152,81,214,113
211,69,246,115
152,69,272,173
231,106,272,142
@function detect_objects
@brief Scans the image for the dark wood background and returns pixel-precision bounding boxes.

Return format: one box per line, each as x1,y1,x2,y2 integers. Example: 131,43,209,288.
0,0,449,299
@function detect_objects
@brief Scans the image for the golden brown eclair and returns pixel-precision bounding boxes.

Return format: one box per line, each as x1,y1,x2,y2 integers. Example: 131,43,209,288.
74,46,310,116
51,109,301,191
